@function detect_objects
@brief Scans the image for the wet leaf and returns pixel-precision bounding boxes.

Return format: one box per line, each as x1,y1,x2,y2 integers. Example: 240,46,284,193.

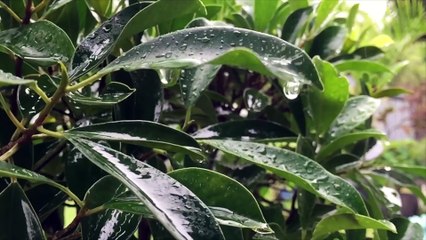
281,7,313,44
317,129,386,162
202,140,368,215
334,60,393,74
82,176,140,240
309,26,347,59
0,183,45,240
65,120,203,159
67,82,135,106
99,26,322,92
70,0,204,79
388,217,424,240
308,57,349,135
312,213,396,240
192,120,295,140
66,138,224,240
243,88,270,112
169,168,272,233
0,69,35,88
0,20,74,66
325,96,380,141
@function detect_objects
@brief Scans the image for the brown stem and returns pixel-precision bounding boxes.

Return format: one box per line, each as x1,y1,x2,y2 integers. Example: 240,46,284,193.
52,207,87,240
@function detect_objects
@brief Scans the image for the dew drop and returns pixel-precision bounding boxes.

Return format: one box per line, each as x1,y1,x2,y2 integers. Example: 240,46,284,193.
282,79,301,100
102,24,113,33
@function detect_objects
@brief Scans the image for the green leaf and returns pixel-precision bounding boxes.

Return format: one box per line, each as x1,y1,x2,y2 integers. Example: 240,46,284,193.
317,130,386,162
281,7,313,44
243,88,270,112
346,4,359,32
325,96,380,140
192,120,295,140
67,82,135,106
313,0,339,31
82,176,140,240
334,60,393,74
85,0,112,18
308,57,349,135
42,0,74,18
254,0,279,31
99,26,323,91
66,138,224,240
0,20,74,66
310,26,347,59
388,217,424,240
0,183,45,240
71,0,204,79
0,69,35,88
65,120,203,159
331,46,384,62
372,88,411,98
312,213,396,240
202,140,368,215
169,168,271,233
388,165,426,178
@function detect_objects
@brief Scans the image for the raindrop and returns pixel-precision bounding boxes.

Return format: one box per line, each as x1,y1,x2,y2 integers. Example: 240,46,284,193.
282,79,301,100
198,37,210,43
179,43,188,51
164,52,172,58
102,24,113,33
230,42,236,47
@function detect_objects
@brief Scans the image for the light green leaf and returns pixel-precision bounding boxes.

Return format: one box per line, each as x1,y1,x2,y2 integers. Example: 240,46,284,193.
67,138,224,240
313,0,340,31
254,0,279,31
99,26,322,91
334,60,393,74
312,213,396,240
325,96,380,141
0,69,35,88
372,88,411,98
202,140,368,215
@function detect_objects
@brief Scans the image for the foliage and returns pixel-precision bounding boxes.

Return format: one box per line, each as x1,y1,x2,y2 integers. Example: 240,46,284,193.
0,0,424,239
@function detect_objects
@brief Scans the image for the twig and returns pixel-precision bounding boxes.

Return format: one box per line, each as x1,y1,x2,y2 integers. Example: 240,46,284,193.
0,1,23,23
52,207,87,240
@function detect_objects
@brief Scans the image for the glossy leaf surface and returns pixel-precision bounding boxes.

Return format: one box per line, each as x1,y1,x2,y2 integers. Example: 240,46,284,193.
202,140,368,214
312,213,396,240
192,120,295,140
0,69,35,88
317,129,386,161
325,96,380,140
308,57,348,135
310,26,347,59
67,138,224,240
313,0,339,30
243,88,270,112
334,60,392,74
65,120,203,158
254,0,279,31
169,168,271,233
67,82,135,106
388,217,424,240
372,88,411,98
99,26,322,90
281,7,312,44
0,20,73,65
70,0,203,79
0,183,45,240
389,165,426,178
82,176,140,240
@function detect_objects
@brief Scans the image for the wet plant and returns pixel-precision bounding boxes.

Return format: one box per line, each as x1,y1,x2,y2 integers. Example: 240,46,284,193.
0,0,424,239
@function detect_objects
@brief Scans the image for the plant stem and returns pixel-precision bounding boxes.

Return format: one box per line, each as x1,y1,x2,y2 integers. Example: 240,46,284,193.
37,126,64,138
66,72,104,92
84,205,105,216
52,207,87,240
0,1,23,23
31,83,51,103
0,144,19,161
182,107,192,131
0,94,26,131
33,0,50,13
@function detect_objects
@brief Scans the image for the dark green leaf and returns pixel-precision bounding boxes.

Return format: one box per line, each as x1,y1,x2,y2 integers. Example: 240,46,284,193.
65,120,203,159
308,57,349,135
281,7,313,44
18,75,57,117
331,46,384,62
325,96,380,141
67,138,224,240
192,120,295,140
67,82,135,106
169,168,271,233
388,165,426,178
0,183,45,240
312,213,396,240
42,0,74,18
317,130,386,162
0,69,35,88
0,20,74,66
310,26,347,59
334,60,393,74
254,0,279,31
202,140,368,214
372,88,411,98
388,217,424,240
82,176,140,240
99,27,322,91
243,88,270,112
71,0,203,79
313,0,339,31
